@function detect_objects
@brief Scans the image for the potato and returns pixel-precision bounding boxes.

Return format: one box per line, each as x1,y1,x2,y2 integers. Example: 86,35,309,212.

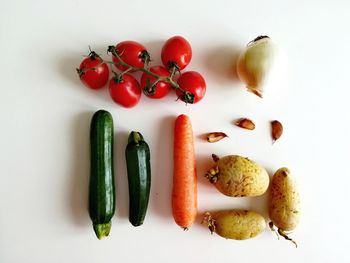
206,154,269,197
269,167,300,246
203,210,266,240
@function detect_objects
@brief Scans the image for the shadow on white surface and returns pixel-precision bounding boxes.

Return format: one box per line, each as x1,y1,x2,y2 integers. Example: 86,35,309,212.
58,51,87,87
68,111,91,227
143,40,164,65
114,130,129,220
196,153,217,191
203,44,241,85
149,115,175,219
245,191,270,220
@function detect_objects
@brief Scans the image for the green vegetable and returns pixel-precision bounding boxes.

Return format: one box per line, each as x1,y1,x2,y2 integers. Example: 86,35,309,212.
89,110,115,239
125,131,151,226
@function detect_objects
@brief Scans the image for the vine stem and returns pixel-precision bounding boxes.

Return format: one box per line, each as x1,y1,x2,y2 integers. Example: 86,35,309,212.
107,46,193,102
78,47,195,103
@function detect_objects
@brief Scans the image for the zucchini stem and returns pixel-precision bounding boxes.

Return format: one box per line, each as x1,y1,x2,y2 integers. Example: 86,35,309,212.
128,131,144,145
93,222,112,240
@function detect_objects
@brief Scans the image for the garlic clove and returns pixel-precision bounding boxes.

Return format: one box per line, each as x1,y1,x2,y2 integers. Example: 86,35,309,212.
271,120,283,143
206,132,228,143
235,118,255,130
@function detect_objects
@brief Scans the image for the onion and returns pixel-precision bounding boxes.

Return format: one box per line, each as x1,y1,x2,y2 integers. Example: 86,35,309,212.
236,36,283,98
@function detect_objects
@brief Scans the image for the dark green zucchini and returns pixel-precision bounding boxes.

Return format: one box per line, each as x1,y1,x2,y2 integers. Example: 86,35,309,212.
89,110,115,239
125,131,151,227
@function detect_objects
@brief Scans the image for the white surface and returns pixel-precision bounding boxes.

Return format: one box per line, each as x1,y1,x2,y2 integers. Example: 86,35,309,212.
1,0,349,262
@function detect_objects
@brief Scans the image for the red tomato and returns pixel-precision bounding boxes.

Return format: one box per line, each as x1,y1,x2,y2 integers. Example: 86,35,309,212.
140,66,172,99
109,74,141,108
176,71,206,103
112,41,148,71
161,36,192,71
78,52,109,89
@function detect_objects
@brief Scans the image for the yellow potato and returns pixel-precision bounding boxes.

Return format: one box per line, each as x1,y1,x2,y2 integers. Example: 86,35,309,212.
269,167,300,246
206,154,269,197
203,209,266,240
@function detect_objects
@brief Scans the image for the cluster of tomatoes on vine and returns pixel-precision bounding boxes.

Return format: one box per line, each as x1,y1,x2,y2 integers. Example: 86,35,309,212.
77,36,206,107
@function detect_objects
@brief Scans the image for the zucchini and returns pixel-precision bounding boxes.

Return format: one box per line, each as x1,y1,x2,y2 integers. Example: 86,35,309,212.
89,110,115,239
125,131,151,226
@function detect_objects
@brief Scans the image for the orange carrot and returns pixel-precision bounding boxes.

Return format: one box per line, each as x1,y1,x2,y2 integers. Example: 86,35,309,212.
172,114,197,229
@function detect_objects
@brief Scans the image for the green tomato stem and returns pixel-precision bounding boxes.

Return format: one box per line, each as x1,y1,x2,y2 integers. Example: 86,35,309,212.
78,47,195,104
106,46,194,103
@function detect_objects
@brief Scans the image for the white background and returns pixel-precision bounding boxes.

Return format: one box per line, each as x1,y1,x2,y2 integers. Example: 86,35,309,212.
1,0,349,262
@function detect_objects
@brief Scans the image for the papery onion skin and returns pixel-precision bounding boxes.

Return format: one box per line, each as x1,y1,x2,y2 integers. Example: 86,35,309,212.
236,36,279,98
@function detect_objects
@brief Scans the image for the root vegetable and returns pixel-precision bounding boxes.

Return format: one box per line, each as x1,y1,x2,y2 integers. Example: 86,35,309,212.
269,167,300,247
205,154,269,197
203,210,266,240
